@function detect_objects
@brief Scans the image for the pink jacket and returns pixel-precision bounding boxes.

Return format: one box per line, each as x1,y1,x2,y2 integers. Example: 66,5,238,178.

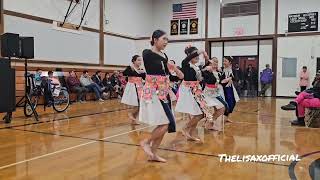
299,71,310,87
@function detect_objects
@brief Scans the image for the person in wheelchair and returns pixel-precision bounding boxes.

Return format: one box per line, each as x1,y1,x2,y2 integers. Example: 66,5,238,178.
42,71,61,107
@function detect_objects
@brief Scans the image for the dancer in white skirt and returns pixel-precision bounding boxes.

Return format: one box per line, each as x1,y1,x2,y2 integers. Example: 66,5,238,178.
201,60,226,131
139,30,184,163
175,46,209,141
121,55,146,125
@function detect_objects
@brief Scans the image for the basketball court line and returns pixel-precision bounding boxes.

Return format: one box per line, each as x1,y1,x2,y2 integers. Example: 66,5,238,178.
0,124,154,171
8,125,291,169
0,107,133,130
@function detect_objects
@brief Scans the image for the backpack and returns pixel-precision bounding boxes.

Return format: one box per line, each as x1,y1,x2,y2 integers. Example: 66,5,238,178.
260,69,273,84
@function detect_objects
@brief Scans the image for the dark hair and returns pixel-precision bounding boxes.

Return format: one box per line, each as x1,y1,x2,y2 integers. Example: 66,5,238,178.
303,66,307,69
185,46,198,55
48,71,53,75
131,55,140,63
83,70,88,74
96,71,101,74
150,30,166,46
169,60,176,64
224,56,233,62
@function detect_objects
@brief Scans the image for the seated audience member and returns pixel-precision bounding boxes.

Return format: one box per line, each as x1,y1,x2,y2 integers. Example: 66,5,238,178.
110,71,122,98
92,71,104,88
80,70,105,102
102,73,114,93
42,71,60,106
56,68,67,88
119,72,127,90
282,71,320,126
67,70,88,103
34,68,43,86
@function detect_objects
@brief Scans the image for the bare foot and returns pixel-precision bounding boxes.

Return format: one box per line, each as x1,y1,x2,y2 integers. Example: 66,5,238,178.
140,140,153,158
131,120,140,125
149,154,167,163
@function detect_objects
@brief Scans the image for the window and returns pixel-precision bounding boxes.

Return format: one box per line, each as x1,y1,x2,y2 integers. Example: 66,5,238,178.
222,1,259,18
282,58,297,78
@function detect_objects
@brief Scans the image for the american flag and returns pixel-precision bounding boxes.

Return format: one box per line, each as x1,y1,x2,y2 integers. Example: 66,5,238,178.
172,2,197,20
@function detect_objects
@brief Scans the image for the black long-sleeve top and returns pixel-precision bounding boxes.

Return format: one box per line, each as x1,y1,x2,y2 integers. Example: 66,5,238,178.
202,70,217,85
142,49,180,82
122,66,146,79
181,51,200,81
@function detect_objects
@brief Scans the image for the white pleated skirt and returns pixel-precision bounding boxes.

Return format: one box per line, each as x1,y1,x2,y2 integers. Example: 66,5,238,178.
121,82,139,106
139,93,172,126
203,88,225,109
175,84,203,115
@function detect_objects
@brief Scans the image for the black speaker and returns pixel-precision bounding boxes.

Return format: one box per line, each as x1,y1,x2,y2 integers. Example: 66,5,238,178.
1,33,20,58
19,37,34,59
0,58,16,112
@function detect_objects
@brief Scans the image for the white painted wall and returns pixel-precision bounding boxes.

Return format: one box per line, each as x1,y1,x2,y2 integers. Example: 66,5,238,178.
260,0,275,35
208,0,220,38
224,41,258,56
165,41,206,67
4,0,100,29
278,0,320,34
210,42,223,67
277,36,320,96
258,40,273,96
152,0,205,40
105,0,153,37
104,35,136,66
4,15,99,64
222,15,259,37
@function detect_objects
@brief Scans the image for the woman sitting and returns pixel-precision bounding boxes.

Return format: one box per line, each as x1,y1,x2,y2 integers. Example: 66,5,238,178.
282,72,320,126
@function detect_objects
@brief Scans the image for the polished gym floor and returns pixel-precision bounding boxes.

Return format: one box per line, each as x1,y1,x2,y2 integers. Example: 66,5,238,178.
0,98,319,180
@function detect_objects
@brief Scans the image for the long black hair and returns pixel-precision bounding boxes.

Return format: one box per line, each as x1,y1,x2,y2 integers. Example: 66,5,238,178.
150,30,166,46
131,55,140,63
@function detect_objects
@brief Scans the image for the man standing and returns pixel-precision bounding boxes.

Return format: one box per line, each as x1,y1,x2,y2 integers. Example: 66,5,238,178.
259,64,273,97
233,63,243,96
245,64,258,97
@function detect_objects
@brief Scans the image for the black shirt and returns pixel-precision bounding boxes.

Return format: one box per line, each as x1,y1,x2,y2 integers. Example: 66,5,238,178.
202,70,217,85
122,66,146,79
142,49,180,82
181,51,200,81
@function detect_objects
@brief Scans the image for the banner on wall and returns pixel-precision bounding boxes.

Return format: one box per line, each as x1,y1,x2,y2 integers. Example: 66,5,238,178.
189,18,198,34
170,20,179,35
180,19,188,35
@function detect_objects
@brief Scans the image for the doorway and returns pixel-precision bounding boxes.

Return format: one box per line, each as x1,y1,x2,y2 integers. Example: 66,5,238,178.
233,56,259,97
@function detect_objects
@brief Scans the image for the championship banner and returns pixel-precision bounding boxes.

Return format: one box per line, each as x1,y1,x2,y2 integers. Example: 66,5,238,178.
180,19,188,35
189,18,199,34
170,20,179,35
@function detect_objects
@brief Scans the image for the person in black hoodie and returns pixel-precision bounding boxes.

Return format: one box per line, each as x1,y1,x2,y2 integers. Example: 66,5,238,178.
121,55,146,125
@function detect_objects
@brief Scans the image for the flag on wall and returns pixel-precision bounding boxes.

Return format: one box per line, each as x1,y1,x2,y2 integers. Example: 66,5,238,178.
172,2,197,20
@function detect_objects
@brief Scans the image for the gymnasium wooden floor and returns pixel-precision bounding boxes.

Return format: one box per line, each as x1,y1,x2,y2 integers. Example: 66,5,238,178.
0,98,319,180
